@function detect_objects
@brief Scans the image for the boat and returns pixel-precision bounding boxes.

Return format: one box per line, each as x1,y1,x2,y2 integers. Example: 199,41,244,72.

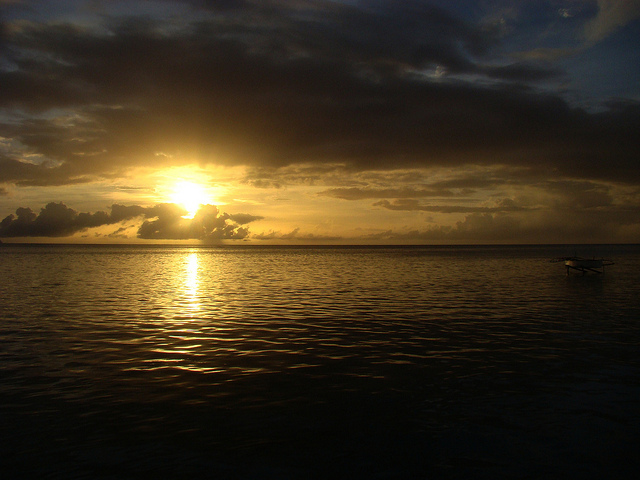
551,256,614,274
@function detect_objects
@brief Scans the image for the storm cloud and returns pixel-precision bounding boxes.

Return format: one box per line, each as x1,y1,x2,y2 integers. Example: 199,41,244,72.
1,0,638,188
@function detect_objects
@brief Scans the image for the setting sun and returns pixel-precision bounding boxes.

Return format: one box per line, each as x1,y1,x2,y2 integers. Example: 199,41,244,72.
171,181,210,219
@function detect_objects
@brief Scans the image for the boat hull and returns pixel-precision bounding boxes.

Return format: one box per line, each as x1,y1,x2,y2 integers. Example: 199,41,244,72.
565,259,603,269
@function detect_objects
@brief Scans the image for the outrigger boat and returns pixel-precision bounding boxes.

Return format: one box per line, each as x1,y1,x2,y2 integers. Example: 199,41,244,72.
552,256,614,275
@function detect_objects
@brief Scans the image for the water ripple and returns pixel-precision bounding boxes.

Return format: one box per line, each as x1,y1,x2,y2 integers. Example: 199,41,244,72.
2,245,640,478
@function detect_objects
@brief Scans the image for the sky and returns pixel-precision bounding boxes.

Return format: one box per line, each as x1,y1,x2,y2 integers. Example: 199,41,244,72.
1,0,639,244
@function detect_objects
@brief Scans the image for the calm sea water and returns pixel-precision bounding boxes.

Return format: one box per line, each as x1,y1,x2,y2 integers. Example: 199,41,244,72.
1,244,639,479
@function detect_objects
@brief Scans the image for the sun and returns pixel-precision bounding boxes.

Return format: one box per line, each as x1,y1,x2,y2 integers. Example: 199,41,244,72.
170,181,211,219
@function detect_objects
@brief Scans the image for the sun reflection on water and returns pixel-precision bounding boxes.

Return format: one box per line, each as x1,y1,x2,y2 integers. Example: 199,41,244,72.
184,251,201,313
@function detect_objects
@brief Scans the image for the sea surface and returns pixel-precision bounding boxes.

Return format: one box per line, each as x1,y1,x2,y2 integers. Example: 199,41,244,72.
1,244,639,479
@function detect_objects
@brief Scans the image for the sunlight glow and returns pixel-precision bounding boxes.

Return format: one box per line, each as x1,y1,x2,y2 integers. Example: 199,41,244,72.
171,181,210,218
184,251,200,312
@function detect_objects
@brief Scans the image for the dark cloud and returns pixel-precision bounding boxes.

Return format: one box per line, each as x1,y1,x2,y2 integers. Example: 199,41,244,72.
2,0,636,189
249,204,638,244
544,180,614,209
0,202,112,237
110,204,148,223
373,199,529,213
357,209,634,245
227,213,264,224
252,227,341,242
319,187,456,200
173,0,250,12
137,203,205,240
481,62,562,82
242,163,352,188
359,214,523,244
0,201,261,239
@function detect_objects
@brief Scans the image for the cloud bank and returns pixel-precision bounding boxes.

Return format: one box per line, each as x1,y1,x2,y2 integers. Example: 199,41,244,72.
0,202,262,240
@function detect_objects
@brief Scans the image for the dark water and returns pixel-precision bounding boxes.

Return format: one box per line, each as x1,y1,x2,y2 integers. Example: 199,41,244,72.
1,244,639,479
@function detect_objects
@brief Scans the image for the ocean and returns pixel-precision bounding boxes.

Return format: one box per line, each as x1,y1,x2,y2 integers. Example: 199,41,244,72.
1,244,639,479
